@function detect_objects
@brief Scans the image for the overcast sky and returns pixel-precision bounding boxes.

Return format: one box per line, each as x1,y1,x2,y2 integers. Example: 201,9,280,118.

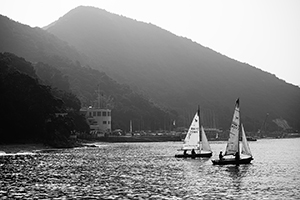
1,0,299,86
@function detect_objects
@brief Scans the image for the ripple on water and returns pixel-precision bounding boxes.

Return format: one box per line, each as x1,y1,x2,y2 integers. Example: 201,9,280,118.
1,139,300,199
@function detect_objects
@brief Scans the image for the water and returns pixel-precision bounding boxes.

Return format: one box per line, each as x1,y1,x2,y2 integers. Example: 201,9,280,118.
1,138,300,199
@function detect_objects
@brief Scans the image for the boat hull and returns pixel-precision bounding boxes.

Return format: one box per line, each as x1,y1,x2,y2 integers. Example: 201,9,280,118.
212,157,253,165
246,137,257,141
175,152,212,158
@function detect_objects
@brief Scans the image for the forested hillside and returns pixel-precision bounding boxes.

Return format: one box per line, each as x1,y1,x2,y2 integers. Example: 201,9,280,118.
34,55,177,131
0,14,175,133
46,6,300,131
0,52,89,146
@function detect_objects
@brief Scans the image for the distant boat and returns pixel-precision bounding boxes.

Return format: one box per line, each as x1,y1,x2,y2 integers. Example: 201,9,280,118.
212,99,253,165
246,136,257,141
175,107,212,158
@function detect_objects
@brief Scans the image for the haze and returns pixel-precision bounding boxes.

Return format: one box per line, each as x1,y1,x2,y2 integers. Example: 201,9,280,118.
1,0,299,86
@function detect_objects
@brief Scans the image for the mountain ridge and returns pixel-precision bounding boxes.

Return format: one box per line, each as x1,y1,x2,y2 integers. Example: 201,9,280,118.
45,6,300,131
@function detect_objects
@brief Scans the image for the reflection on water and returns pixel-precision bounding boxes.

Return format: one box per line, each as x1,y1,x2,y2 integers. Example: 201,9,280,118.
0,138,300,199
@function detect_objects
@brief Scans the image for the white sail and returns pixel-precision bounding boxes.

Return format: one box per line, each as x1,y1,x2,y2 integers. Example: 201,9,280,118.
225,99,240,156
183,113,200,150
201,125,211,151
241,124,252,156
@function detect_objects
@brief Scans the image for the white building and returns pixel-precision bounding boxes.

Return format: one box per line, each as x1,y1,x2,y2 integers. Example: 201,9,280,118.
80,107,111,135
80,86,113,136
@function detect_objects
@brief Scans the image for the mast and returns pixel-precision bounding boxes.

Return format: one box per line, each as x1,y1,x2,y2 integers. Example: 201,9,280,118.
197,105,201,151
96,84,101,109
258,113,269,138
237,99,240,157
212,110,216,129
130,120,133,133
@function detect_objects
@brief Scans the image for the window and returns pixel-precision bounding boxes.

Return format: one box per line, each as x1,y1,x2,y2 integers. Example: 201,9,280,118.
108,112,111,116
89,112,92,117
103,121,107,124
108,121,111,124
102,111,107,116
97,111,101,116
93,111,96,116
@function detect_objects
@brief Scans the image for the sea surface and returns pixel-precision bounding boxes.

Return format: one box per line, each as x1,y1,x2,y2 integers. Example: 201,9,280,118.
0,138,300,199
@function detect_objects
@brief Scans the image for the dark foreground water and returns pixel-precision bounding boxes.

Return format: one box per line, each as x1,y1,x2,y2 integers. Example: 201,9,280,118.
1,138,300,199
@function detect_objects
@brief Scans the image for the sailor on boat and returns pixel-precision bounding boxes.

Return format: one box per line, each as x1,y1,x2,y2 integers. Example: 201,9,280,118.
219,151,223,160
183,150,187,156
191,149,196,155
235,152,240,161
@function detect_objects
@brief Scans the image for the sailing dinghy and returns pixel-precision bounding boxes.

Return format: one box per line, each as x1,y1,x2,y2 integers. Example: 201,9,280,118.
175,107,212,158
212,99,253,165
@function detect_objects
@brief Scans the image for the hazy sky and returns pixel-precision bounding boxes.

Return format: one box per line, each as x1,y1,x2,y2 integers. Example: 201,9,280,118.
1,0,299,86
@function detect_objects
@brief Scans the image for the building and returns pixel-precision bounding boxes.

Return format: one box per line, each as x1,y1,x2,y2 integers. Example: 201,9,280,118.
80,107,111,135
80,87,111,136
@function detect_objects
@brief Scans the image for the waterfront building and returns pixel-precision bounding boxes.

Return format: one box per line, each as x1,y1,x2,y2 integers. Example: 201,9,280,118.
80,107,111,135
80,87,111,136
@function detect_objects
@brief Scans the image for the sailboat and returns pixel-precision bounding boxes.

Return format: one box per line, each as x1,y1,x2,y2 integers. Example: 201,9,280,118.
175,107,212,158
212,99,253,165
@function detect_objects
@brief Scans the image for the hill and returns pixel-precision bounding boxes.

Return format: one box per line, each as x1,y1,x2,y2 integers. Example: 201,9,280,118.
0,14,175,132
0,52,89,146
45,6,300,131
0,15,90,66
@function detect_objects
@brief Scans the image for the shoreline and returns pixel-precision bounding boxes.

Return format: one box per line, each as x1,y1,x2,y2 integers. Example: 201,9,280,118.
0,143,51,154
0,141,105,154
1,136,299,154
